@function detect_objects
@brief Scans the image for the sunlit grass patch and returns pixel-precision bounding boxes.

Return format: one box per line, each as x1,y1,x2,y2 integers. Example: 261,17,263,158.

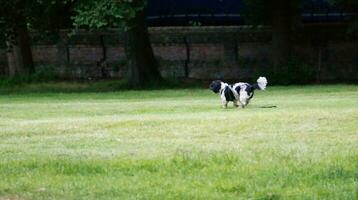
0,84,357,199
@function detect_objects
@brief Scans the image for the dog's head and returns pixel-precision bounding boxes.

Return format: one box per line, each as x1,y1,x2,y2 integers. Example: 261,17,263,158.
209,80,222,93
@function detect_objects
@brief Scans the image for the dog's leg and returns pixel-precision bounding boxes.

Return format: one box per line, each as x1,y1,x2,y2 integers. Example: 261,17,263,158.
222,100,228,109
235,99,243,108
233,100,239,108
220,93,228,109
239,91,250,109
239,97,247,108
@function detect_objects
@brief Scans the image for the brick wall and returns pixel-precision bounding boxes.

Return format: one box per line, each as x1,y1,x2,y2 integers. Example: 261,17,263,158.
0,26,357,82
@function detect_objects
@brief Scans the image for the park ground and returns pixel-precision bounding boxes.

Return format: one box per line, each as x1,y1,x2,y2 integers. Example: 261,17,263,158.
0,83,357,199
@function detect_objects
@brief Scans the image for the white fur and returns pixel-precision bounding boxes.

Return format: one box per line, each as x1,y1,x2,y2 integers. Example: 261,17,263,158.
213,77,267,109
232,82,245,98
257,77,267,90
232,82,246,107
219,82,229,108
232,77,268,108
239,88,250,107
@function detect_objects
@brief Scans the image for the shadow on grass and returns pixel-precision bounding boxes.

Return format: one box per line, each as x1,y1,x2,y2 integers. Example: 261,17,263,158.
0,77,205,94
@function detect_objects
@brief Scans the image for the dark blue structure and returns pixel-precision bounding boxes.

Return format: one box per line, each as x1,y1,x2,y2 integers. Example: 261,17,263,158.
146,0,355,26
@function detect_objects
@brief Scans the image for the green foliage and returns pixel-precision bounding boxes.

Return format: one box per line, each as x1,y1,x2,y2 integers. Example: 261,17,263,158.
242,0,302,26
31,64,58,81
0,0,75,43
330,0,358,36
241,0,272,25
347,20,358,36
0,80,127,93
0,78,203,93
0,65,58,86
72,0,147,30
29,0,75,32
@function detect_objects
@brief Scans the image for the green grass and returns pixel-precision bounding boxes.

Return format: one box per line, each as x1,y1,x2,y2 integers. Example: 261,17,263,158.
0,84,357,200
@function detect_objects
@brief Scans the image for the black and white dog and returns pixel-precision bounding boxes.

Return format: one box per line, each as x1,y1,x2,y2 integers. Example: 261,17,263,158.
209,77,267,108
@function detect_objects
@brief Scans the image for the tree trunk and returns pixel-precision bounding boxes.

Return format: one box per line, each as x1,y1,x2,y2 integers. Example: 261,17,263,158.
6,26,34,76
17,26,34,74
125,10,162,88
271,0,292,67
6,40,24,76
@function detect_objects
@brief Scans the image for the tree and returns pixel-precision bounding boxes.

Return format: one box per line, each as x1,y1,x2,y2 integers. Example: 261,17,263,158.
31,0,77,75
243,0,300,67
0,0,75,76
73,0,162,87
0,0,35,76
243,0,357,66
329,0,358,36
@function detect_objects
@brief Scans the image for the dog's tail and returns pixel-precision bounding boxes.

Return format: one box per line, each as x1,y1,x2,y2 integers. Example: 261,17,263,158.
253,77,267,90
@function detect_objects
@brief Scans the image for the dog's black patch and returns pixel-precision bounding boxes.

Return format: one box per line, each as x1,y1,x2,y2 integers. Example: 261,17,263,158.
234,86,241,95
209,80,222,93
224,86,235,101
235,84,255,99
245,84,255,99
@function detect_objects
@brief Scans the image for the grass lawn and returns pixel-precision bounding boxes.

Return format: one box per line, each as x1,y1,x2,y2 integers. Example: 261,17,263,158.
0,84,357,199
